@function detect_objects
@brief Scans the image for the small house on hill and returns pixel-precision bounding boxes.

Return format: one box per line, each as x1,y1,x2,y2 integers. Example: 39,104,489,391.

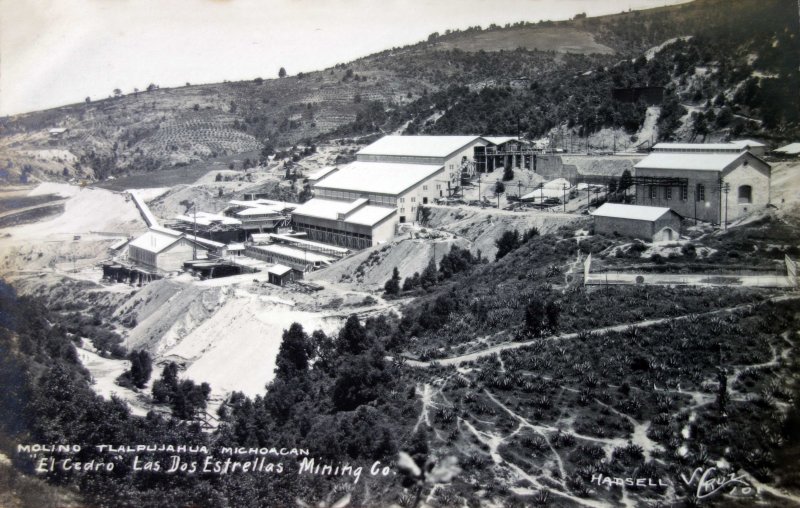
592,203,681,242
267,264,301,286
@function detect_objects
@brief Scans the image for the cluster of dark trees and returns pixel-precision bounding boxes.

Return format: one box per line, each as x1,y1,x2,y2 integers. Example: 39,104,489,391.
152,362,211,420
384,246,484,297
495,227,539,261
116,350,152,389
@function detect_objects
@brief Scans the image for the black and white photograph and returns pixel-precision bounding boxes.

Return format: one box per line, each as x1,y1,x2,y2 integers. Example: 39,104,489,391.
1,0,800,506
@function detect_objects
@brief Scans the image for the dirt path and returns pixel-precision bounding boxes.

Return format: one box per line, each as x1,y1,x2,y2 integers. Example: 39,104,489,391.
399,294,800,368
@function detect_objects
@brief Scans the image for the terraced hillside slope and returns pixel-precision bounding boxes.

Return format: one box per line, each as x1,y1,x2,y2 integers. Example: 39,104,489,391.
2,0,796,185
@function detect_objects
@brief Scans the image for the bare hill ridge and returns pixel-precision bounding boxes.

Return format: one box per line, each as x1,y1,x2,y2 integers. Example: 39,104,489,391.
1,0,797,185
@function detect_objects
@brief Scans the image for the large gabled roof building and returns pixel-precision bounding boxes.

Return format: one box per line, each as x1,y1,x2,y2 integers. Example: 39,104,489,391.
127,228,210,273
634,150,771,225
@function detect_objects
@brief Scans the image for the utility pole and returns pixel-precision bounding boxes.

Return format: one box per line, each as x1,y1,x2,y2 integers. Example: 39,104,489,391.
192,203,198,261
722,182,730,230
563,183,568,212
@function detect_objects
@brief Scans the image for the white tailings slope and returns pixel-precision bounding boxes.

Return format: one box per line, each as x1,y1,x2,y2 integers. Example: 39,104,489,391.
166,291,341,397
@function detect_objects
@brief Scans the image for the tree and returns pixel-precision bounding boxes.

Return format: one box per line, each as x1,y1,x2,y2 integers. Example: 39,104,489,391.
278,67,287,78
152,362,209,419
84,97,91,104
494,180,506,194
524,300,545,337
275,323,313,379
502,166,514,181
152,362,179,403
338,315,370,356
420,258,438,289
384,267,401,296
495,229,520,260
113,88,122,98
544,300,560,331
128,350,152,389
619,170,633,193
522,227,539,242
403,272,421,291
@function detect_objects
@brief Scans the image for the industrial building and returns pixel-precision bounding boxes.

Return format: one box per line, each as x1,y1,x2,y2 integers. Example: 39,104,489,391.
592,203,682,242
244,243,334,271
267,264,303,286
168,211,244,244
474,137,538,174
652,140,766,156
127,228,210,273
223,199,293,234
634,150,771,224
306,166,339,186
355,135,488,192
290,135,528,251
292,156,449,249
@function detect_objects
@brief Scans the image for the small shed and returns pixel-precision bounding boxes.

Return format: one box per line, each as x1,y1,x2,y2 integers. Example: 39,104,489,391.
267,264,301,286
591,203,681,242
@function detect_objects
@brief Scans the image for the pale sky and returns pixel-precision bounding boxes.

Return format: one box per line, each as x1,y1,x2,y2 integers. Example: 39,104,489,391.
0,0,689,116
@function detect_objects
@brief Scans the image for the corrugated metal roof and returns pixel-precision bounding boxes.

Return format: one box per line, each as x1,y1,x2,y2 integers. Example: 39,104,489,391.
482,136,518,146
313,161,443,195
652,143,742,152
250,244,334,263
173,211,241,226
591,203,672,221
730,139,765,148
635,151,746,171
307,166,338,181
346,205,396,226
235,206,283,217
129,229,182,254
357,135,482,157
292,198,396,227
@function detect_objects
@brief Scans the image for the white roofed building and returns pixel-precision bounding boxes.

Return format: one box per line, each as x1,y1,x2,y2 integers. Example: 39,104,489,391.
292,152,452,249
356,135,487,190
653,140,766,156
592,203,682,242
127,228,210,273
222,199,292,234
306,166,339,186
634,150,770,224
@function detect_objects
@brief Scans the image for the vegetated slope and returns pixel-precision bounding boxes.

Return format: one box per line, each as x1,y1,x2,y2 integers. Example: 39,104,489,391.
2,0,796,185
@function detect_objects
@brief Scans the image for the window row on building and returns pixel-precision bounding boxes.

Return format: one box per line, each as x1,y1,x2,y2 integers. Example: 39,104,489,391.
315,188,397,207
645,183,752,204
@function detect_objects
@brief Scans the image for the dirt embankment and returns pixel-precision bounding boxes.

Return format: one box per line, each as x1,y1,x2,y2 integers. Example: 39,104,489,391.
311,205,587,291
309,235,471,290
425,205,587,259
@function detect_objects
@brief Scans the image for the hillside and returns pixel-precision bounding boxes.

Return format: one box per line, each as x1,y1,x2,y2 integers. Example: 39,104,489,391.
1,0,797,185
